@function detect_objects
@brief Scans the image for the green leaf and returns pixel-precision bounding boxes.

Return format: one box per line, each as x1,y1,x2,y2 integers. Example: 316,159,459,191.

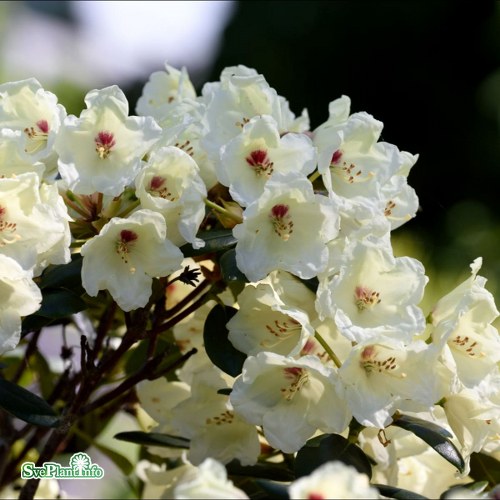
254,479,289,499
439,481,488,499
468,452,500,486
180,229,237,258
219,249,248,282
31,352,58,400
203,304,247,377
38,254,83,290
114,431,190,449
226,460,295,482
294,433,373,479
0,378,60,427
391,413,465,473
374,484,429,499
36,289,87,319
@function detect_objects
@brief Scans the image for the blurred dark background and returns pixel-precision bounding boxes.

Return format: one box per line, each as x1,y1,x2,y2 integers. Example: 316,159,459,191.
197,1,500,282
3,0,500,291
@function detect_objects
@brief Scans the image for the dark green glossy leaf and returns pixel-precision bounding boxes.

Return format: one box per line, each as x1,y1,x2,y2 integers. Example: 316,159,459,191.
219,249,248,282
203,304,247,377
21,315,61,336
114,431,190,449
0,378,60,427
38,254,83,290
392,413,452,438
226,460,295,482
180,229,237,257
254,480,289,499
391,414,465,473
468,452,500,486
439,481,488,499
374,484,429,499
31,352,58,400
36,289,87,319
294,433,373,479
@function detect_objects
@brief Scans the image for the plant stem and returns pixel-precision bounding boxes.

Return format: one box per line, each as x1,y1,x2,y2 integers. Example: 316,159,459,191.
204,198,243,224
314,330,342,368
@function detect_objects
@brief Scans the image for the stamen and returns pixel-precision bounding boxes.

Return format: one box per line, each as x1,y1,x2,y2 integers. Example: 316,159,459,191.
245,149,274,177
260,317,301,347
450,335,484,358
359,345,406,377
23,119,50,153
95,131,116,159
0,206,20,246
148,175,176,200
355,286,381,311
115,229,138,267
384,200,397,217
174,139,194,156
330,150,371,184
235,117,250,129
280,367,309,401
206,410,234,426
269,203,294,241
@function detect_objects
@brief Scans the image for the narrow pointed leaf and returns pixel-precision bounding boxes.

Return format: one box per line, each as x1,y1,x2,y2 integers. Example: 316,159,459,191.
114,431,190,449
38,254,83,290
391,414,465,473
295,433,373,479
36,289,87,319
180,229,237,257
219,249,248,282
0,378,60,427
468,452,500,485
255,479,290,498
226,460,295,482
374,484,429,499
203,304,246,377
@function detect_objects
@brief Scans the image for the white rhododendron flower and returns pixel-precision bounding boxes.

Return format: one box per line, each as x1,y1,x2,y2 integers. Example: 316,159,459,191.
288,461,380,499
172,458,249,499
56,85,162,196
339,340,449,428
379,151,420,230
81,209,183,311
170,367,260,466
430,257,500,388
135,63,197,121
314,106,397,196
0,254,42,355
227,279,315,357
135,146,207,249
313,95,418,230
0,172,71,275
0,129,46,178
201,65,308,159
0,78,66,162
443,382,500,460
230,352,351,453
152,98,218,189
233,173,339,282
316,237,427,345
218,115,317,206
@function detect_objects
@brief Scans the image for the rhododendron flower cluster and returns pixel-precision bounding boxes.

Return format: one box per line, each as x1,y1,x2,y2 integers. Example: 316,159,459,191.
0,62,499,500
